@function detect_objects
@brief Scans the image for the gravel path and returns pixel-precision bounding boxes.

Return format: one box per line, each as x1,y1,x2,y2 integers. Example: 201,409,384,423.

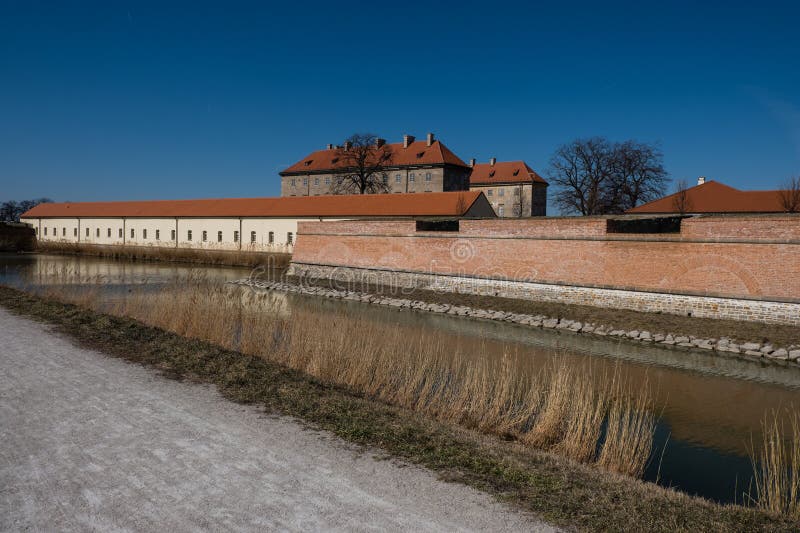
0,307,552,532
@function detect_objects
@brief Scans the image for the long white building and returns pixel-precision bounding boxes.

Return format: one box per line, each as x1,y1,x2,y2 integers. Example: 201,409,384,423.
20,191,494,252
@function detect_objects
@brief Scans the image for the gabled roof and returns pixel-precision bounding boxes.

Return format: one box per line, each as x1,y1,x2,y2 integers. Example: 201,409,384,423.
280,140,469,174
627,180,788,214
469,161,548,186
20,191,489,219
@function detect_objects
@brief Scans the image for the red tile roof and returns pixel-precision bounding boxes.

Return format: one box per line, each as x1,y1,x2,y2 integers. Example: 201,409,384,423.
21,191,486,219
627,180,788,214
280,140,468,174
469,161,548,186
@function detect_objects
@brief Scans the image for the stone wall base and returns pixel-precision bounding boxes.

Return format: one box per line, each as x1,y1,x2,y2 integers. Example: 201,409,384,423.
288,262,800,327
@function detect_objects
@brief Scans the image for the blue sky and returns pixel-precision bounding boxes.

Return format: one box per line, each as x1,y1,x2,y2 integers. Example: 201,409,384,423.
2,1,799,208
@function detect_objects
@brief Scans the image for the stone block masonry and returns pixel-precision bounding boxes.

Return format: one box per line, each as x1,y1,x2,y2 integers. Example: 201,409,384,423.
289,214,800,326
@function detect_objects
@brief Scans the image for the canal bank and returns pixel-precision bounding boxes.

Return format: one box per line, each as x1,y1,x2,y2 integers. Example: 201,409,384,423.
1,285,797,531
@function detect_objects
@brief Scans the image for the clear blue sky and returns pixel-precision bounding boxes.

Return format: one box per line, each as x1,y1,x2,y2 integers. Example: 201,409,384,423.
2,1,799,208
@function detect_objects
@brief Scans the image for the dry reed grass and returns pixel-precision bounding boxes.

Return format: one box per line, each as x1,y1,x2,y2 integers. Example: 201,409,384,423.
751,408,800,519
36,241,290,270
25,274,659,479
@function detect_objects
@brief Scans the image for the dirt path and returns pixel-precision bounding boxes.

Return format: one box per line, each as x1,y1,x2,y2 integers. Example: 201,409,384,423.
0,307,552,532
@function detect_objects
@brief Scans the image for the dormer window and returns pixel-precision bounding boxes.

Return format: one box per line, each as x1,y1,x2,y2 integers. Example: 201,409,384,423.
304,160,313,166
513,169,520,176
416,152,425,159
489,170,496,177
331,157,339,164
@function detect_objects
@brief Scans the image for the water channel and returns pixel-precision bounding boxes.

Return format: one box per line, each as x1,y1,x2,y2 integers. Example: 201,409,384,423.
2,252,799,505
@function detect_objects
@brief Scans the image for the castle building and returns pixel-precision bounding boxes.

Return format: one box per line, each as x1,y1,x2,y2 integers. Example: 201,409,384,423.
279,133,548,217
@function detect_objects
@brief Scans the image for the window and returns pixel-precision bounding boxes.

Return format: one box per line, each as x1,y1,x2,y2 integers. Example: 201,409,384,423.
324,176,331,185
250,231,256,243
425,172,432,181
86,228,90,237
382,174,388,184
187,230,192,241
291,178,296,186
44,227,47,236
96,228,100,237
498,205,505,216
498,189,504,197
155,229,160,240
514,188,520,196
119,228,123,238
314,177,319,186
202,230,207,242
62,227,66,236
107,228,111,237
287,232,293,245
171,229,176,241
487,189,493,196
143,229,147,239
234,231,239,243
303,178,308,186
217,231,222,242
74,228,78,237
409,173,415,182
268,231,274,244
35,227,38,235
395,174,401,183
131,228,135,239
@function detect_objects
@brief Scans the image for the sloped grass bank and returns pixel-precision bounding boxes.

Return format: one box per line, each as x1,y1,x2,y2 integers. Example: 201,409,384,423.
1,286,796,531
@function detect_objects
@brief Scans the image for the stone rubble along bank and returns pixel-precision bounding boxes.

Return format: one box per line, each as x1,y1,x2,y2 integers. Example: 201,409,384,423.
229,279,800,367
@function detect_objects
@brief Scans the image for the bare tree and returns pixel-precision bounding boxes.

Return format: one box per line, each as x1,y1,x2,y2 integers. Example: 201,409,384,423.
671,179,693,215
548,137,615,215
329,133,394,194
778,176,800,213
548,137,669,215
1,198,52,222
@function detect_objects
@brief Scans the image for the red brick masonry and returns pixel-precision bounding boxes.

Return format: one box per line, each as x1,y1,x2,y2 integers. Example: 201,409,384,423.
293,215,800,303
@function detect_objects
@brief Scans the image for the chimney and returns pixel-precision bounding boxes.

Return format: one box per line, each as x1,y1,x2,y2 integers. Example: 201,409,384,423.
489,157,496,166
697,176,706,185
343,141,352,151
426,132,435,146
326,144,333,150
403,134,415,148
375,138,386,148
469,158,476,167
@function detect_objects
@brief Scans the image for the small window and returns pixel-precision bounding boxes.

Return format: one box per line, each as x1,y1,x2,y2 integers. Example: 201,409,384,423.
44,227,47,236
268,231,274,244
324,176,331,185
303,178,308,186
409,173,415,182
143,229,147,239
234,231,239,243
498,189,504,197
62,227,66,236
395,174,401,183
425,172,432,181
74,228,78,237
86,227,90,237
250,231,256,243
487,189,493,196
107,228,111,237
314,177,319,185
118,228,122,238
95,228,99,237
131,228,135,239
155,229,160,240
290,178,296,186
514,188,520,196
187,230,192,241
202,230,207,242
217,231,222,242
171,229,176,241
287,232,293,245
35,227,39,235
498,205,505,216
382,174,388,184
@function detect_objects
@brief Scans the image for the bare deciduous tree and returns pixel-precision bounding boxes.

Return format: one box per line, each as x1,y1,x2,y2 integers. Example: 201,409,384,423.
547,137,668,215
671,179,693,215
329,133,394,195
1,198,52,222
778,176,800,213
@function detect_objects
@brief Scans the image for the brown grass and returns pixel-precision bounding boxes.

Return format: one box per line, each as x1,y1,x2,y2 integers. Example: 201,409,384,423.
36,241,291,270
751,408,800,518
32,273,658,478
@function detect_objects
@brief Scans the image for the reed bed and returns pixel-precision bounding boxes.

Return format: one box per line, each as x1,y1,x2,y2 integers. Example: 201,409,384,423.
36,241,290,270
751,408,800,519
28,274,659,479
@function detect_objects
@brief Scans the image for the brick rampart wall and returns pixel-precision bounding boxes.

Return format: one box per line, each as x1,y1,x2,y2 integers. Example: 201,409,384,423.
290,215,800,323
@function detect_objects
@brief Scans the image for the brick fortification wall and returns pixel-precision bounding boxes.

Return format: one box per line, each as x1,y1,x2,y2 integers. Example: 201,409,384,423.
290,215,800,325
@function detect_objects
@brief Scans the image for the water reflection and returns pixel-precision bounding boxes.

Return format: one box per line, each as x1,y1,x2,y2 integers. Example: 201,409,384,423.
2,252,798,504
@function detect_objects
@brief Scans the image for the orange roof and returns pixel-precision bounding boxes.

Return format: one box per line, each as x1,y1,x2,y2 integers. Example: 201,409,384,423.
21,191,486,218
469,161,548,186
281,140,468,174
627,180,788,214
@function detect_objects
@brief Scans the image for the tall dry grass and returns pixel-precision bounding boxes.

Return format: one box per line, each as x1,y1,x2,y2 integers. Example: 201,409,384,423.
26,275,658,478
751,408,800,519
36,241,290,270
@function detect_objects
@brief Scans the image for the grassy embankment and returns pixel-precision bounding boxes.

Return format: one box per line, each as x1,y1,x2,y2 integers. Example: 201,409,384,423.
35,241,291,270
1,281,798,531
